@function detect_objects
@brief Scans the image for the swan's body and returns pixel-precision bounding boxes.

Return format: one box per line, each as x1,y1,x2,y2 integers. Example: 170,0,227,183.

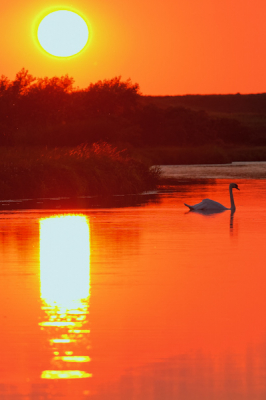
184,183,240,212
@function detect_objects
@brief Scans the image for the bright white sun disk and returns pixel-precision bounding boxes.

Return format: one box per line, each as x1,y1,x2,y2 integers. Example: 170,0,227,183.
37,10,89,57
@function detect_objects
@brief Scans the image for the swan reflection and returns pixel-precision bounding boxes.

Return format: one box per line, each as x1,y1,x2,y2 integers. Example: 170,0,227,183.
186,208,227,216
39,215,91,380
230,210,236,235
185,207,236,235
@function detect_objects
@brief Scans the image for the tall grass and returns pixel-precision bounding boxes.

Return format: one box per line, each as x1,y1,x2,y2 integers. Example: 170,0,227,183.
1,142,264,201
0,143,160,200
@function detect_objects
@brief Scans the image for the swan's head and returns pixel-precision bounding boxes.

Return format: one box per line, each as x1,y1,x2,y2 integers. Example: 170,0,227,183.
230,183,240,190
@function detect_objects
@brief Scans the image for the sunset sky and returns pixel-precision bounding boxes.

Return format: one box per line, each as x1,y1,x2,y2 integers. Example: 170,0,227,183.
1,0,266,95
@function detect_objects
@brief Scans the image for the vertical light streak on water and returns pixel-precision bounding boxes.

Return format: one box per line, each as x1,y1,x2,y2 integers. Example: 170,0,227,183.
39,215,92,379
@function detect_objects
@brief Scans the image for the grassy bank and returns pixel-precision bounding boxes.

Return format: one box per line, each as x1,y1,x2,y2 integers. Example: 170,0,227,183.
129,145,266,165
1,143,264,201
0,143,159,200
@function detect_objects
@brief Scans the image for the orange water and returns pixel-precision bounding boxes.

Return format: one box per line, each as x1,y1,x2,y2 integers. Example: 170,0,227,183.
0,179,266,399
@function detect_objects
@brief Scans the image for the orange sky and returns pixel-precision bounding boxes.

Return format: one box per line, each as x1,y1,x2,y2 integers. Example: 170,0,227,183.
1,0,266,95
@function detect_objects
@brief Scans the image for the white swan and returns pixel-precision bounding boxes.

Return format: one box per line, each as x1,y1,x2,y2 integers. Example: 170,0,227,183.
184,183,240,212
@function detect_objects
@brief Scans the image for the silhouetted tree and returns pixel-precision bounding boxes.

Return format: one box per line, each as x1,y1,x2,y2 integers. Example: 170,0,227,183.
11,68,36,96
82,76,141,116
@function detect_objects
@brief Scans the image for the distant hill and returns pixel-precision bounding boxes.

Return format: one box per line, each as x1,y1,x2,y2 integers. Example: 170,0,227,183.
142,93,266,114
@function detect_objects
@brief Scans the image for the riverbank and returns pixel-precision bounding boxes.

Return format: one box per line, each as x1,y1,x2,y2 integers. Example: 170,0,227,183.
1,143,265,201
130,144,266,165
0,144,159,200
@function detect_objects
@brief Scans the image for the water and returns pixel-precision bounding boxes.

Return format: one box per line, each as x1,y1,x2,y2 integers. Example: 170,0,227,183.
1,163,266,399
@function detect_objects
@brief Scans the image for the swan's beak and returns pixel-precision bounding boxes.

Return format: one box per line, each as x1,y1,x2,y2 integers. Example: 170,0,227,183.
236,187,240,190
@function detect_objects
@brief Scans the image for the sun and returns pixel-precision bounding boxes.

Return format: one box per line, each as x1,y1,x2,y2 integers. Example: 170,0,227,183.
37,10,89,58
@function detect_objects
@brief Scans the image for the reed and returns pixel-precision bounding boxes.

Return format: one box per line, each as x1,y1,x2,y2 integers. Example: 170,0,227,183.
0,143,160,200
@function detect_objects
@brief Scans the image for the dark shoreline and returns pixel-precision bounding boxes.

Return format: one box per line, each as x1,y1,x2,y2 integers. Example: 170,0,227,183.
0,144,265,208
130,144,266,166
0,191,161,211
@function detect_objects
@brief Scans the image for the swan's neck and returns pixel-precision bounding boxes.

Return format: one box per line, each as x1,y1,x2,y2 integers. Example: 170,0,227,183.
229,186,236,211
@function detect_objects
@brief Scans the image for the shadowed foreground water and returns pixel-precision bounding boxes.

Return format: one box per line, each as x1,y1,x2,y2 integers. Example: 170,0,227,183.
0,176,266,399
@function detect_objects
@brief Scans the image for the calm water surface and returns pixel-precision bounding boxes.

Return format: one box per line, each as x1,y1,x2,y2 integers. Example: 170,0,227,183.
1,164,266,399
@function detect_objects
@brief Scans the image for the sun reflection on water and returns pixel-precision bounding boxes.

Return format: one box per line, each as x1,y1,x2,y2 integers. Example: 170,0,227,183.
39,215,91,380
